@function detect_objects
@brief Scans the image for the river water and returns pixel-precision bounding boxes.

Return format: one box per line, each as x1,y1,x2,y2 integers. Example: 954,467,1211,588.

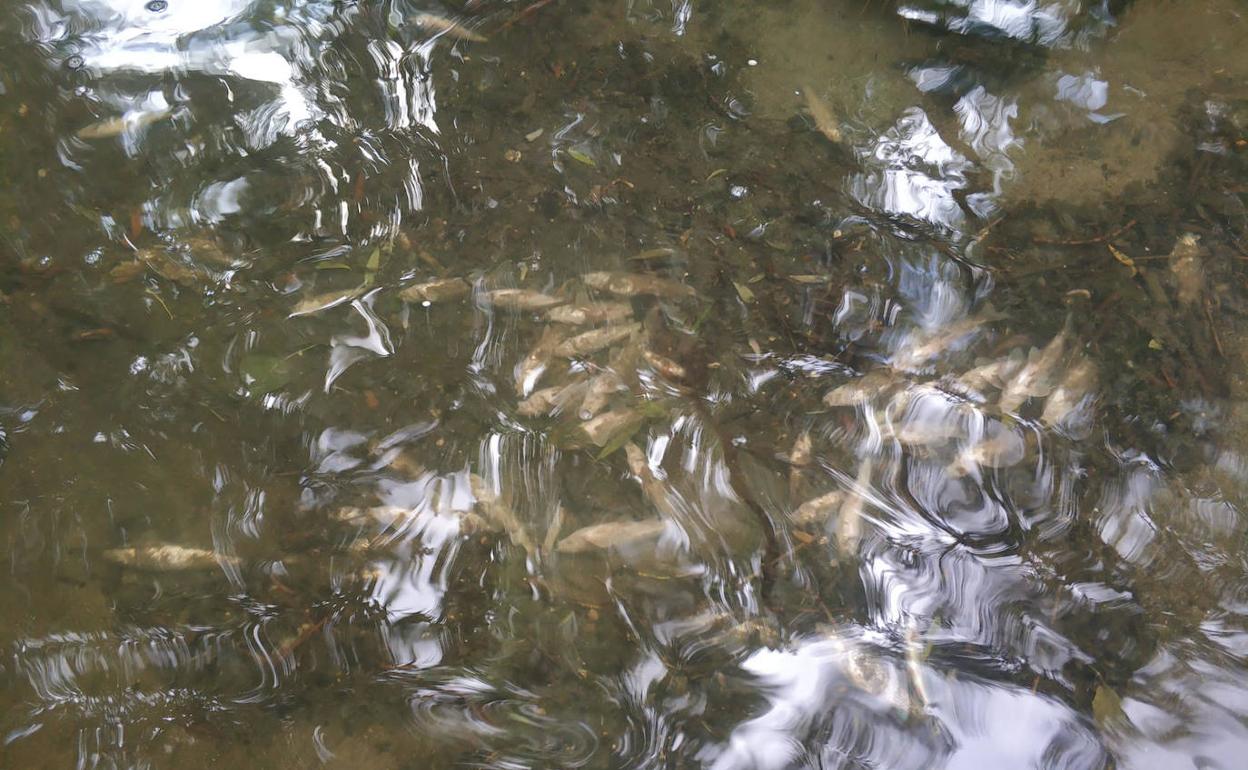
2,1,1248,767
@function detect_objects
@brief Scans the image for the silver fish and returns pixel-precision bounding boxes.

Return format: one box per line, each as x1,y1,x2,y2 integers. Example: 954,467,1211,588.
788,431,812,499
643,349,687,382
956,352,1025,393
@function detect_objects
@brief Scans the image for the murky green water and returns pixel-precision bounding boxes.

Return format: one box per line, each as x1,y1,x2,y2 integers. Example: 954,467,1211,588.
3,0,1248,767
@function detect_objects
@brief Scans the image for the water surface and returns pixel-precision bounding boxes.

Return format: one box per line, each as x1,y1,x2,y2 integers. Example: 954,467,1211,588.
3,0,1248,767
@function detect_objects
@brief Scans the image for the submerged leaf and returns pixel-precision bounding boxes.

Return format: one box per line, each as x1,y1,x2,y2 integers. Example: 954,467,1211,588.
240,353,293,394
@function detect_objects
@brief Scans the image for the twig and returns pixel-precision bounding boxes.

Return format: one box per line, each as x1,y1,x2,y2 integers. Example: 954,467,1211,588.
498,0,556,31
1033,219,1137,246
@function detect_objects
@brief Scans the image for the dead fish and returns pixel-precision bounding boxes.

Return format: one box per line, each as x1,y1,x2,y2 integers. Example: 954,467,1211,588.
103,544,237,571
469,474,536,554
554,322,640,358
331,505,418,526
578,370,628,419
580,407,639,447
517,378,589,417
643,349,688,382
837,458,872,555
410,12,487,42
999,322,1071,414
904,621,932,712
77,107,173,140
515,325,567,396
582,271,696,300
948,423,1026,476
891,308,1004,373
546,302,634,325
1168,233,1204,307
289,287,362,317
789,431,812,499
487,288,567,312
956,352,1025,393
1040,356,1097,430
802,85,842,143
135,248,201,286
400,277,470,304
793,490,844,528
824,369,902,407
556,519,668,554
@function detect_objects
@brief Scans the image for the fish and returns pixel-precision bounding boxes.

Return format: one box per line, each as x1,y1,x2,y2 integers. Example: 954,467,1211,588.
956,352,1025,393
487,288,567,312
578,370,628,419
824,369,902,407
891,308,1004,373
400,277,470,304
788,431,812,499
580,407,639,447
904,621,932,712
469,474,536,554
554,322,640,358
103,544,237,571
802,85,842,143
836,458,872,555
793,490,844,528
135,249,201,286
410,12,488,42
1168,233,1204,306
546,302,634,325
515,325,567,396
582,271,696,300
77,107,173,140
947,423,1026,477
517,378,589,417
1040,356,1097,430
642,349,687,382
555,519,668,554
289,287,362,317
999,321,1071,414
485,288,563,312
331,505,419,526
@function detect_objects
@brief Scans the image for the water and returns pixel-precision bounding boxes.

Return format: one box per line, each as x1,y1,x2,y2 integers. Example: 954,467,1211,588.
2,0,1248,767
